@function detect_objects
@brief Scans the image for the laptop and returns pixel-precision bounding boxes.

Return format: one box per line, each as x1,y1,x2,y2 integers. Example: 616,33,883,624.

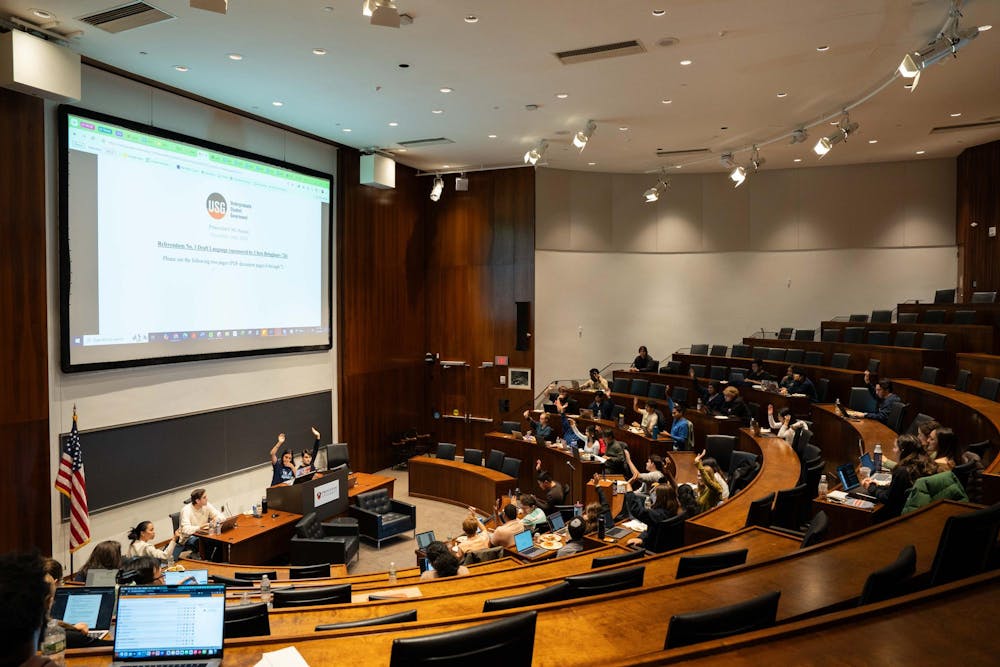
51,586,116,640
835,462,862,492
836,402,860,421
579,408,594,419
293,470,317,484
112,584,225,667
85,568,119,587
510,430,523,440
219,515,239,532
601,511,631,539
513,530,548,558
547,511,568,536
859,452,892,484
163,569,208,585
416,530,436,550
543,403,559,414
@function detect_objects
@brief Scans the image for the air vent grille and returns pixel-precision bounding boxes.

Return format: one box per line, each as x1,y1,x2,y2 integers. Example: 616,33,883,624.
555,40,646,65
77,2,175,33
397,137,455,148
929,120,1000,134
655,147,711,157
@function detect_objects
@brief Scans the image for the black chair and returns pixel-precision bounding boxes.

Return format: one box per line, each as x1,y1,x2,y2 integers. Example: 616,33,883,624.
706,366,725,381
705,435,735,474
485,449,506,471
868,358,881,374
169,511,181,533
273,584,352,609
867,331,890,346
870,310,892,323
690,344,709,355
849,387,876,413
350,489,416,548
777,327,793,340
210,574,244,586
804,460,825,500
664,590,781,649
732,344,752,358
929,502,1000,586
766,348,785,362
463,448,483,467
612,377,631,394
920,366,941,385
552,504,577,523
794,329,815,341
710,344,728,357
671,386,689,404
978,377,1000,401
771,484,809,531
325,443,350,472
933,288,956,304
803,350,824,366
921,333,947,351
821,329,840,342
224,602,270,638
482,582,570,612
646,359,660,373
802,443,822,469
689,364,707,378
885,401,908,433
745,492,775,528
799,511,829,548
591,548,645,569
922,310,946,324
390,611,537,666
849,314,868,322
676,548,749,579
830,353,850,369
897,312,919,323
727,451,759,495
663,360,683,374
784,349,804,364
500,456,522,478
648,383,667,400
316,609,417,631
843,327,865,344
904,412,936,436
815,378,830,403
611,404,626,424
953,309,977,324
499,421,519,435
436,442,456,460
894,330,918,347
859,545,917,606
729,370,747,385
235,570,276,582
288,563,330,580
647,513,686,553
951,459,980,501
291,513,360,566
630,378,649,396
967,440,990,459
971,291,998,303
564,566,645,598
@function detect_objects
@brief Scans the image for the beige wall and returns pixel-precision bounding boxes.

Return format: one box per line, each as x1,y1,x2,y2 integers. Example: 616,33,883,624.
535,162,958,385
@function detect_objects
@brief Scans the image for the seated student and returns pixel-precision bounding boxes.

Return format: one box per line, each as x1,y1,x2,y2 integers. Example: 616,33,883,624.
580,424,603,456
518,494,547,529
456,512,492,557
0,552,57,667
580,368,610,393
930,426,981,471
269,432,296,485
522,409,554,442
553,386,579,415
778,365,796,391
582,474,611,533
864,434,938,518
420,541,470,580
174,487,224,560
624,449,666,494
602,428,627,475
588,390,615,421
555,517,587,558
117,556,163,585
632,398,661,438
779,367,817,401
533,460,565,512
625,484,681,550
476,504,524,549
42,558,112,649
746,358,772,382
720,386,751,425
296,426,323,476
847,371,901,424
690,370,725,413
629,345,655,372
677,484,701,518
694,450,726,512
127,520,180,562
73,540,122,583
561,414,588,450
917,420,942,456
766,404,809,445
668,403,694,451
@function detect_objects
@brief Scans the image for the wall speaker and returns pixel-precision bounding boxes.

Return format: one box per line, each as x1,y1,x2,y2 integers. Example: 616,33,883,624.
516,301,531,351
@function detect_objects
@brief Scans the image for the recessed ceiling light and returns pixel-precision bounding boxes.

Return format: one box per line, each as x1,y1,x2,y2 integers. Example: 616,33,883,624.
342,128,351,132
272,100,283,106
174,65,189,72
776,92,787,98
443,165,450,168
396,148,407,152
31,8,53,19
227,53,243,61
388,121,399,126
555,93,569,99
312,48,327,55
978,24,992,31
950,112,962,117
587,162,596,166
679,59,693,66
793,158,803,162
675,165,682,169
652,9,666,16
915,150,926,154
322,6,333,12
464,15,478,23
816,45,830,51
487,134,497,139
661,99,672,104
619,126,629,131
439,87,453,93
868,139,878,144
432,109,443,114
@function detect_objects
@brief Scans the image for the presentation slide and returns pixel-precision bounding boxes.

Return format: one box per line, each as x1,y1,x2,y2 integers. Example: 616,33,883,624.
59,106,332,371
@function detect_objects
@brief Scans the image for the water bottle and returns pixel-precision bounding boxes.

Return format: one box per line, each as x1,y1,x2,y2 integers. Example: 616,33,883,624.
574,500,583,516
388,561,397,583
260,574,272,609
597,515,606,540
241,590,250,605
618,412,624,427
41,618,66,667
873,444,883,471
697,397,703,411
817,474,828,500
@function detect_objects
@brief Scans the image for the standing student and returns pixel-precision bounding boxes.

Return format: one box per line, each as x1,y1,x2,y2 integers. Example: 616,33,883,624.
269,433,295,485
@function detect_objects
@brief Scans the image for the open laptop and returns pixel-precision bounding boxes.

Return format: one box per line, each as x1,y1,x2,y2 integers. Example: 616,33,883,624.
835,462,862,492
85,568,119,587
543,403,559,414
510,430,523,440
163,569,209,585
836,402,860,421
51,586,116,640
601,511,632,539
416,530,436,550
293,470,317,484
513,530,548,558
859,452,892,484
112,584,225,667
219,515,239,532
546,511,568,536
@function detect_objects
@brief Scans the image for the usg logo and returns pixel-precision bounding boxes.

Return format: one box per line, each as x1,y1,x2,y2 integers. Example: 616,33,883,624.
206,192,228,220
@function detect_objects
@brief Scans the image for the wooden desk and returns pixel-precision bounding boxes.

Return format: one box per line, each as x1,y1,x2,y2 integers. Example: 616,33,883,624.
483,432,602,503
810,404,898,473
197,510,301,565
812,488,887,539
408,457,515,512
175,559,349,584
897,301,1000,327
739,383,812,418
821,319,995,355
349,472,395,500
956,352,1000,396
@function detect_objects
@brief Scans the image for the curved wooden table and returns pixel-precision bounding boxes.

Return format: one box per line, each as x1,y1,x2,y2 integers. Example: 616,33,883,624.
809,403,899,472
408,456,515,512
483,432,603,503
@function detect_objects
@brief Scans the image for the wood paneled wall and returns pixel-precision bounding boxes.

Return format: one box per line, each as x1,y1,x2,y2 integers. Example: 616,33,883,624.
957,140,1000,300
0,89,52,553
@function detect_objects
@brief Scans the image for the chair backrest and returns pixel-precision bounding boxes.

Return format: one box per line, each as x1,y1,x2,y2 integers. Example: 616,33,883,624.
849,314,869,322
800,510,829,548
705,435,735,473
971,291,998,303
897,312,919,323
500,457,522,478
482,582,571,612
463,546,505,564
485,449,506,471
929,502,1000,586
710,344,728,357
630,378,650,396
793,329,815,341
867,358,881,374
815,378,830,403
689,364,706,378
933,288,956,304
922,310,946,324
904,412,936,436
951,460,979,494
859,545,917,606
804,460,825,501
611,404,626,423
612,377,631,394
273,584,352,609
843,327,865,344
676,548,749,579
500,421,520,435
732,344,752,359
224,602,270,639
288,563,330,580
894,330,918,347
848,387,875,413
664,590,781,649
921,333,947,351
326,443,350,470
436,442,456,460
316,609,417,631
821,329,840,342
771,483,809,531
671,386,689,404
564,566,645,598
728,370,746,385
766,348,785,361
967,440,989,459
690,344,709,355
235,570,276,582
648,383,667,400
867,331,890,346
356,488,392,514
170,511,181,533
648,513,687,553
777,327,794,340
745,492,775,528
978,377,1000,401
708,366,728,381
803,350,825,366
463,448,483,467
886,401,908,433
919,366,941,385
829,352,850,369
663,360,683,375
646,359,660,373
210,574,243,587
390,611,537,666
870,310,892,323
784,349,804,363
952,309,977,324
591,548,646,569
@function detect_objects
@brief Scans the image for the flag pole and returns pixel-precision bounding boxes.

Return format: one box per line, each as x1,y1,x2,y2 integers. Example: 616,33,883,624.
69,404,76,576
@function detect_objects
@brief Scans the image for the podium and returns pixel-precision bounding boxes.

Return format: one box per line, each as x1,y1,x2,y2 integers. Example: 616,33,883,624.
266,466,349,521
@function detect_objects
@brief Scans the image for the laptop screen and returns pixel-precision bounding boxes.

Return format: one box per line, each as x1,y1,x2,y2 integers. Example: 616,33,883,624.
836,463,861,492
163,569,208,585
113,585,225,659
547,512,565,531
85,568,119,586
513,530,534,553
416,531,435,550
51,586,116,631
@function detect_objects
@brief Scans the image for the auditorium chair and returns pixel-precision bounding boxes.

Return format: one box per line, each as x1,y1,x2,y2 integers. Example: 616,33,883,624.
971,291,998,303
291,512,360,566
922,310,946,324
710,344,728,357
223,602,270,638
350,489,416,548
784,349,804,364
771,484,810,532
485,449,506,471
210,574,243,586
564,566,645,597
919,366,941,385
169,511,181,533
815,378,830,403
689,364,706,378
848,387,876,413
821,329,840,342
591,548,645,569
708,366,728,381
804,350,824,366
933,288,956,304
662,360,683,374
830,353,851,369
325,443,350,472
705,435,735,473
894,330,917,347
462,546,504,565
462,448,483,467
611,404,626,423
316,609,417,631
799,511,829,548
978,377,1000,401
435,442,456,460
897,312,918,323
648,383,667,400
481,584,569,612
389,611,537,666
766,348,785,362
952,310,977,324
858,545,916,606
690,344,709,355
676,548,750,580
500,457,522,478
630,378,649,396
867,331,890,346
288,563,330,580
646,513,686,553
646,358,660,373
663,590,781,649
671,387,689,405
920,333,947,351
731,344,752,359
928,502,1000,586
777,327,793,340
804,460,826,502
849,314,869,322
234,570,276,582
500,421,520,434
794,329,815,341
843,327,865,344
612,377,631,394
870,310,892,323
273,584,351,608
951,460,981,503
744,492,775,528
868,358,880,374
886,401,908,434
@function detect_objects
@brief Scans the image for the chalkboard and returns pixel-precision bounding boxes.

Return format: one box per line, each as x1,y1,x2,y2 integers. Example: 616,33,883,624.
60,391,332,514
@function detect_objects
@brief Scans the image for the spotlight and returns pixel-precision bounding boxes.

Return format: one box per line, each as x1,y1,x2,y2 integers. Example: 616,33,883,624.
642,172,670,203
572,120,597,151
790,128,809,145
429,176,444,201
523,140,548,165
898,53,921,91
897,7,979,92
362,0,401,28
721,153,746,188
814,115,858,158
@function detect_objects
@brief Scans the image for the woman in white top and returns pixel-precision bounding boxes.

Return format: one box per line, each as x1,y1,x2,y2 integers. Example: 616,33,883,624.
767,404,810,445
127,520,181,562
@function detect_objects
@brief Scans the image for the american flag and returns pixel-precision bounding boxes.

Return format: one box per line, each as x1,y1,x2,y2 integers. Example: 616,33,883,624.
54,407,91,552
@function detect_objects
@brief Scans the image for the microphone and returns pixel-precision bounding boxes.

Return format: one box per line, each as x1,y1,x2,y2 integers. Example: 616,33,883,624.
566,460,576,471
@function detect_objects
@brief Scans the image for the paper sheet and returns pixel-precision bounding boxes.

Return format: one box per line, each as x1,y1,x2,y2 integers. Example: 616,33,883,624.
255,646,310,667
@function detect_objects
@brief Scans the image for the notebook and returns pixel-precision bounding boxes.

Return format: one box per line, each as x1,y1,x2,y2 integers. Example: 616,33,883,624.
513,530,547,558
601,511,631,539
52,586,116,639
546,511,567,536
163,569,208,585
112,584,225,667
416,530,436,550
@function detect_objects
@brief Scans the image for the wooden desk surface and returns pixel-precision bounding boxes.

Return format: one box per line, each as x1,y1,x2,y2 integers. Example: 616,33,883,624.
821,319,995,355
408,456,515,512
197,510,301,548
349,471,395,499
483,432,603,504
810,404,898,473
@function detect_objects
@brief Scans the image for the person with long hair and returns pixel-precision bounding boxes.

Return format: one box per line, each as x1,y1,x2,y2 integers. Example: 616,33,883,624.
42,558,112,649
420,541,469,580
73,540,122,582
117,556,163,585
626,484,681,550
865,434,938,517
127,520,180,561
0,552,53,667
269,432,295,485
767,404,810,445
677,484,701,517
695,450,726,512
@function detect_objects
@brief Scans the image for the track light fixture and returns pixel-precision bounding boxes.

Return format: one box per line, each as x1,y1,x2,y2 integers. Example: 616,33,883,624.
362,0,401,28
898,4,979,91
429,176,444,201
813,114,859,158
720,153,745,187
642,170,670,203
524,140,548,166
572,120,597,151
790,128,809,145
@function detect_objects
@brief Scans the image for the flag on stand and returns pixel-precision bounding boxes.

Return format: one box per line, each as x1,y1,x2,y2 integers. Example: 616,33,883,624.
54,406,91,553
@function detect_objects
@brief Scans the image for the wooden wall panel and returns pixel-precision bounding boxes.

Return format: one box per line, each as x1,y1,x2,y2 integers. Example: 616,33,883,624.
0,88,51,553
957,140,1000,300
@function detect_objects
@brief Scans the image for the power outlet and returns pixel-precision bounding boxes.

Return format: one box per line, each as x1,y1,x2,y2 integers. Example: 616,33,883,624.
990,226,997,238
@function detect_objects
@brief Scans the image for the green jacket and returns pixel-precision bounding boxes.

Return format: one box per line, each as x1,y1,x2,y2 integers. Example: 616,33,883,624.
901,471,968,514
